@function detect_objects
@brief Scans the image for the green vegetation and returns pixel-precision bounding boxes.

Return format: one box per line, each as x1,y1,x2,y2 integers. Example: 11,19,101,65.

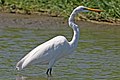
0,0,120,22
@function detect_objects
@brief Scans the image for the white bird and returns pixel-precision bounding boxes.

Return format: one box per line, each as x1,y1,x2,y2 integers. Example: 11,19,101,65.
16,6,102,76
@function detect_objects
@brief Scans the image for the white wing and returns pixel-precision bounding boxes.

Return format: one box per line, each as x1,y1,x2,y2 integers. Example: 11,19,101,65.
16,36,71,70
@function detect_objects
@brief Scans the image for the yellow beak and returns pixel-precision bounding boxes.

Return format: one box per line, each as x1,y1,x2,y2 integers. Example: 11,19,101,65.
86,7,103,12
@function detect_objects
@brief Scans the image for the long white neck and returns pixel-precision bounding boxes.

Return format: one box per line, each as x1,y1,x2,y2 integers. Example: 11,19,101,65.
68,11,80,50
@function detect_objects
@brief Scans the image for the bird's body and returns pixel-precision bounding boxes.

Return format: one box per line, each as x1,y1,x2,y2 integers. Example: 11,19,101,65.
16,36,74,70
16,6,102,75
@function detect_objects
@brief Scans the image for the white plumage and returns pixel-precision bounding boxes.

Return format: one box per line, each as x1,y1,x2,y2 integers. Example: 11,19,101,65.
16,6,102,75
16,36,71,70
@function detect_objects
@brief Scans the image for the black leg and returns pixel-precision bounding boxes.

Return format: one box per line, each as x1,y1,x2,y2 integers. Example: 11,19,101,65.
46,68,49,76
46,68,52,76
49,68,52,76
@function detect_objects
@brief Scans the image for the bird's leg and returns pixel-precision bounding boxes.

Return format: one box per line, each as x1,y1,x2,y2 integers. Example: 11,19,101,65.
46,68,52,76
49,68,52,76
46,68,49,76
46,59,55,76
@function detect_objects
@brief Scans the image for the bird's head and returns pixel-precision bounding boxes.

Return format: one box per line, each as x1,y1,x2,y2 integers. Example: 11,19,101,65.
69,6,103,27
73,6,103,13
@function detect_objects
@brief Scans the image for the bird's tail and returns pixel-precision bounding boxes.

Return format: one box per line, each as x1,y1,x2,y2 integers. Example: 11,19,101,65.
16,53,33,70
16,54,29,70
16,59,25,70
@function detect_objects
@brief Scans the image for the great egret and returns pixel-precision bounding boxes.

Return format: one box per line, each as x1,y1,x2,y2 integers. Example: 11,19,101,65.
16,6,102,76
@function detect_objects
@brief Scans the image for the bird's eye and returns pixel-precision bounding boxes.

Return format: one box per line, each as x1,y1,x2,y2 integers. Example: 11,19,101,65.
82,8,87,10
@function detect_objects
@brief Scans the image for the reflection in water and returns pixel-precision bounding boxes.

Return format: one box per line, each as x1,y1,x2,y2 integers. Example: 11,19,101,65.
16,76,27,80
16,75,53,80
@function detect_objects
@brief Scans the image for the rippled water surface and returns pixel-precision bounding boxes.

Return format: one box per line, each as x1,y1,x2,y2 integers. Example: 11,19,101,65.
0,23,120,80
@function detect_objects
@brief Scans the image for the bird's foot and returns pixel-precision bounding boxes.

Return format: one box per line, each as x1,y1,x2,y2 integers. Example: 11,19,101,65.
46,68,52,77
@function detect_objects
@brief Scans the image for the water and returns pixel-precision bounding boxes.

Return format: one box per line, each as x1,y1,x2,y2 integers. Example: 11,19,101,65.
0,23,120,80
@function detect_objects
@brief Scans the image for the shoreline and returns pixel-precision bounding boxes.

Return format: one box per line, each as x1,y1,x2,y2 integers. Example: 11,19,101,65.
0,0,119,25
0,12,119,29
5,11,120,25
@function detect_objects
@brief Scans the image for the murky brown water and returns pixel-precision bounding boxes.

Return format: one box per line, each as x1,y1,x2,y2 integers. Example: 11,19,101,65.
0,13,120,80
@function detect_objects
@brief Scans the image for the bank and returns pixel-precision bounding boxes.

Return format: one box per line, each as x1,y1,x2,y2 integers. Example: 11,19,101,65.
0,0,120,25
